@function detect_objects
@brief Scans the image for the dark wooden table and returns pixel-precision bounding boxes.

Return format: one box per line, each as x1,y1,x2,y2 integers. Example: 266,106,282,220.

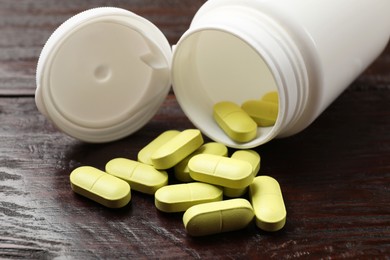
1,1,389,258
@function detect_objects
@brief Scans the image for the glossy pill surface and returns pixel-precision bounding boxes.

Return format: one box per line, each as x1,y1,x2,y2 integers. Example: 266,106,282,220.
232,150,260,176
189,154,254,189
213,101,257,142
183,198,254,236
174,142,228,182
70,166,131,208
151,129,204,169
249,176,286,232
155,182,223,213
106,158,168,195
223,150,261,197
241,100,278,127
138,130,180,165
261,91,279,104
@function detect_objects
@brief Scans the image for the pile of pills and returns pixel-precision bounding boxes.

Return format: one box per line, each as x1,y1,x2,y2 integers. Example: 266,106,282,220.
70,128,286,236
213,91,279,142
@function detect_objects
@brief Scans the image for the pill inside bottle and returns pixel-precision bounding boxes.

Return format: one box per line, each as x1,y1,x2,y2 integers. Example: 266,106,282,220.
172,30,279,148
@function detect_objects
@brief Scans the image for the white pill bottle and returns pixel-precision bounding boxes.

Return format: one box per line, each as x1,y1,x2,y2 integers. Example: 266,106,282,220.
172,0,390,148
36,0,390,148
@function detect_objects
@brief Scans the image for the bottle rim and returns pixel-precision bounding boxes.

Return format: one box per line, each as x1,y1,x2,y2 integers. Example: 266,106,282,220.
172,5,308,148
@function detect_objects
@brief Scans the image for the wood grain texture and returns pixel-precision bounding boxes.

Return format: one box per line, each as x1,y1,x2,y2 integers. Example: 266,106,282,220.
1,0,389,259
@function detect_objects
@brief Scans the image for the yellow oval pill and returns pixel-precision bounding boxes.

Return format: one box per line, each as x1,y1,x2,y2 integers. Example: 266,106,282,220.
249,176,286,232
174,142,228,182
224,150,261,197
223,187,247,198
154,182,223,213
183,198,254,236
151,129,204,170
232,150,261,176
241,100,278,127
189,154,254,189
213,101,257,143
261,91,279,104
70,166,131,208
105,158,168,195
138,130,180,165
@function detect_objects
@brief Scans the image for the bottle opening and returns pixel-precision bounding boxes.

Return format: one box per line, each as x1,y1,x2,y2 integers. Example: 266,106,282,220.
172,29,280,148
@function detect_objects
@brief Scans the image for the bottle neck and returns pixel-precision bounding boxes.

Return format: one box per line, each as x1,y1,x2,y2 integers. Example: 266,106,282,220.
172,3,309,148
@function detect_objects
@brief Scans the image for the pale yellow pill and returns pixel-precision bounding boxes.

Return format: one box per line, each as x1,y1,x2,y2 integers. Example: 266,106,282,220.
105,158,168,195
232,150,261,176
174,142,228,182
138,130,180,165
70,166,131,208
249,176,286,232
260,91,279,126
224,150,261,197
189,154,254,189
261,91,279,104
183,198,254,236
241,100,278,127
213,101,257,143
223,186,248,198
151,129,204,170
154,182,223,213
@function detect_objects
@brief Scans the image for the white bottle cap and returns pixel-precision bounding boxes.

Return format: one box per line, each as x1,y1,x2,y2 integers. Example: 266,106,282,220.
36,7,172,142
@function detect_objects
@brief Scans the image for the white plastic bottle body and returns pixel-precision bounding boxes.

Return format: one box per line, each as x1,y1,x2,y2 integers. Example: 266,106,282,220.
172,0,390,148
248,0,390,136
